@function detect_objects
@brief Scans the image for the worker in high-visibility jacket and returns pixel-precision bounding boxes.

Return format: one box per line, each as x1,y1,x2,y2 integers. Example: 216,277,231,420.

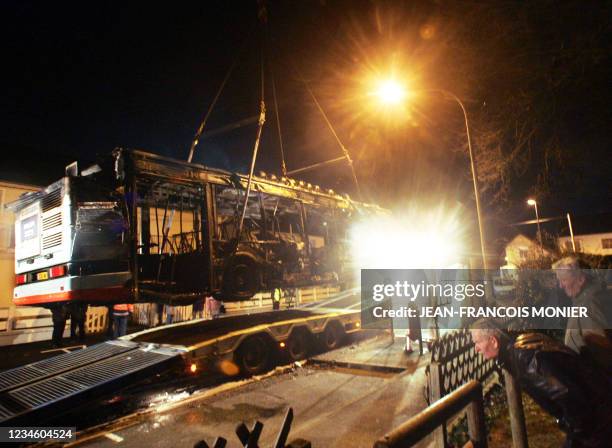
112,303,133,338
273,288,282,310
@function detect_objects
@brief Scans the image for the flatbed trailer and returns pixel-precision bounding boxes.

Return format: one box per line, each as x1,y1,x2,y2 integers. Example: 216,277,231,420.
0,308,360,426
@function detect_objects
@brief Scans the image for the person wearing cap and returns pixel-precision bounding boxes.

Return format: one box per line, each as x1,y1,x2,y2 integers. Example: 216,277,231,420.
470,320,612,447
552,256,611,372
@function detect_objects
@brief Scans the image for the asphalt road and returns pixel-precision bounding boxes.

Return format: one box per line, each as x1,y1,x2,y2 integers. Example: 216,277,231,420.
75,334,431,448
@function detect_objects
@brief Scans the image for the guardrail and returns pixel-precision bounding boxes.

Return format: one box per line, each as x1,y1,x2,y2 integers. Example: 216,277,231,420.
374,380,487,448
132,285,340,327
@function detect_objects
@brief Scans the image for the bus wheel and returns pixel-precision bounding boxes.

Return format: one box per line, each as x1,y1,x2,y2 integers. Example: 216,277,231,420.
321,322,345,351
236,335,271,376
223,256,259,301
287,328,310,361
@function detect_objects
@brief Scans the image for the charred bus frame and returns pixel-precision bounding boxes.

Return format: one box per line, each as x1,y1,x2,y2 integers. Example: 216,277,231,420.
10,148,385,307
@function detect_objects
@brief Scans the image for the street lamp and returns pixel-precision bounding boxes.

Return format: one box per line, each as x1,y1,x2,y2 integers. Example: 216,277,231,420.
372,81,488,270
374,79,407,105
527,198,544,254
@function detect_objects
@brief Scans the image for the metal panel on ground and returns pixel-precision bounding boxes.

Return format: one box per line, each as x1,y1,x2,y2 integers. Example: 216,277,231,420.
0,343,184,425
0,341,138,393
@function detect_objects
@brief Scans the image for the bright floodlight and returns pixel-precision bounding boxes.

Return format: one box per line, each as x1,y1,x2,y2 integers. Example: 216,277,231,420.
375,79,407,105
349,208,465,270
527,199,536,206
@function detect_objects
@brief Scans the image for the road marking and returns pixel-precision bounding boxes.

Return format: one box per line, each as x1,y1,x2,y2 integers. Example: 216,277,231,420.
104,432,124,443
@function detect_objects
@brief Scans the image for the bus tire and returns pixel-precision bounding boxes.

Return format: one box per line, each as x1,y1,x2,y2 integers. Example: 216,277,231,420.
223,256,260,301
236,335,272,376
287,328,310,361
321,321,345,351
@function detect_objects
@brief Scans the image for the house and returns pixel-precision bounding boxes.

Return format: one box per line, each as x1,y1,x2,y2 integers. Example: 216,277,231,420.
0,181,40,308
503,233,551,269
504,212,612,269
558,232,612,256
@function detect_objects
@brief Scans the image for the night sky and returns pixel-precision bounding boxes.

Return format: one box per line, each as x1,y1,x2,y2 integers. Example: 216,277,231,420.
2,1,610,254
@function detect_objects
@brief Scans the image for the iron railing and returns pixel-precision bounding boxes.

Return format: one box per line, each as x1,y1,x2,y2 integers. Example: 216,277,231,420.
374,380,487,448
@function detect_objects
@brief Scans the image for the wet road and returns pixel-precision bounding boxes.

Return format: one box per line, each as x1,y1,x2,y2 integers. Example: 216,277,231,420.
73,333,431,448
30,289,365,436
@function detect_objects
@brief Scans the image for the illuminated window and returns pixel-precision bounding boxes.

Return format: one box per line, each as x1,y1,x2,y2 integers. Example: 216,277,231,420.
602,238,612,249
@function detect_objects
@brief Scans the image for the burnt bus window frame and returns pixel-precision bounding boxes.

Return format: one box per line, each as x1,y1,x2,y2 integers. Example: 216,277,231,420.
130,177,212,298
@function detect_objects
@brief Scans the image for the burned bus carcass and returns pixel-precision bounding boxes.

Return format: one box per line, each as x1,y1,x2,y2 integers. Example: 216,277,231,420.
9,148,386,308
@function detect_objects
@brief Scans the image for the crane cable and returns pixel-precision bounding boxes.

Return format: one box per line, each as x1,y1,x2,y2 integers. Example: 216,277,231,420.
263,0,286,177
186,28,253,164
291,62,362,200
271,66,287,177
236,6,267,242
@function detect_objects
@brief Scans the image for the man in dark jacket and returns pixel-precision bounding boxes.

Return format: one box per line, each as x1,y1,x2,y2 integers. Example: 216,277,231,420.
470,320,612,447
552,256,612,373
51,302,70,348
69,302,88,342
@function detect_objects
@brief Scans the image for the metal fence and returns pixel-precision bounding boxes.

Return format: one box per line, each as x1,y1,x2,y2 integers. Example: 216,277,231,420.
132,285,340,327
0,306,108,345
425,329,498,446
374,380,487,448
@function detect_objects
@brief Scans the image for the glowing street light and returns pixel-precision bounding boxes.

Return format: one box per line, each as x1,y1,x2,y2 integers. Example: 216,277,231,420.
374,79,407,105
370,82,488,269
527,198,544,253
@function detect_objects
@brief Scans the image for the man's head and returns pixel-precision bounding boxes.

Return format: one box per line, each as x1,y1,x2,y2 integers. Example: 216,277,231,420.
552,256,586,298
470,320,503,360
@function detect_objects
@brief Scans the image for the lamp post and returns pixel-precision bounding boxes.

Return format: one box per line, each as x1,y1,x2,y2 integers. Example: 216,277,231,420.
373,81,488,270
527,198,543,254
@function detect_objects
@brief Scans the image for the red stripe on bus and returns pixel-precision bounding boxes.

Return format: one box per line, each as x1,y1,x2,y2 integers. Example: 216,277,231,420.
13,286,131,306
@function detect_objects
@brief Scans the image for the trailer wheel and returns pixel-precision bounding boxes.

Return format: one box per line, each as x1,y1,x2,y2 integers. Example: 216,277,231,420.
321,322,345,351
287,328,310,361
223,256,260,301
236,335,271,376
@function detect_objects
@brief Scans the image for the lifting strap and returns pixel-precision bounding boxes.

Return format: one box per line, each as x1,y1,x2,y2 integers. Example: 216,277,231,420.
187,27,254,163
291,62,362,200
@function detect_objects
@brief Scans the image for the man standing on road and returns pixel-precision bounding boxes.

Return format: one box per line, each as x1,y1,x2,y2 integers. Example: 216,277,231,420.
470,320,612,447
69,302,88,342
552,256,611,372
112,303,133,338
205,295,221,319
272,287,282,310
51,303,70,348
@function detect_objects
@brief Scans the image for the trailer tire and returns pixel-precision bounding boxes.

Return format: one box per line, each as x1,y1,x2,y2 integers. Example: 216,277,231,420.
236,335,272,376
287,328,310,361
321,321,345,351
223,256,260,301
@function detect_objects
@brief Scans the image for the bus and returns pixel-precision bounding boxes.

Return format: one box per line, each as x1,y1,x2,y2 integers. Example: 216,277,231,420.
9,148,385,310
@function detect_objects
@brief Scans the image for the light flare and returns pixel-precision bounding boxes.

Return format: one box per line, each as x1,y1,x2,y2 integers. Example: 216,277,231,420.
374,79,407,105
350,205,466,270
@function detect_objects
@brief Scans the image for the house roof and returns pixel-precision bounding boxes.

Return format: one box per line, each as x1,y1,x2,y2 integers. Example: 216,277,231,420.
509,212,612,239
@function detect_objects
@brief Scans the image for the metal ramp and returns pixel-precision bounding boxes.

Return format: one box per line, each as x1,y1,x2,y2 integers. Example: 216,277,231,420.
0,341,185,425
0,341,136,393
